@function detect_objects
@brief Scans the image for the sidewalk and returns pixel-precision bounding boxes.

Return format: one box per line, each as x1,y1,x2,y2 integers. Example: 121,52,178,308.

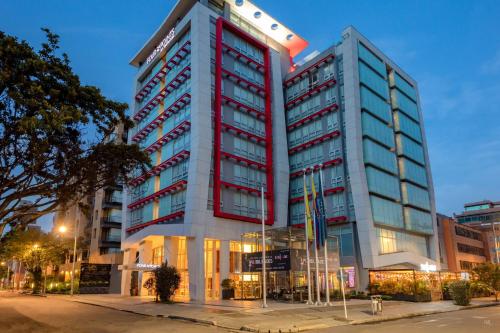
54,294,500,332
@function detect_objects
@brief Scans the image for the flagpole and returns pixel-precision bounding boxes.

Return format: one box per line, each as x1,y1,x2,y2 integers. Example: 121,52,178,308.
311,171,322,306
261,186,268,308
319,165,332,306
303,169,313,305
312,214,321,305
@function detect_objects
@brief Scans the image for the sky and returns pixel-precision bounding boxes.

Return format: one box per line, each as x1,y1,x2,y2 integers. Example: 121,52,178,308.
1,0,500,231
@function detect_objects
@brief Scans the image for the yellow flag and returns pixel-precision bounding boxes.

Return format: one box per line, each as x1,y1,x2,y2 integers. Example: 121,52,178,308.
303,174,313,240
310,172,317,202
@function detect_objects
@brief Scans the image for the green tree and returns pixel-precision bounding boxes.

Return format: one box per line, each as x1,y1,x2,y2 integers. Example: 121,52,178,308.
0,29,150,235
153,263,181,302
0,228,71,293
472,262,500,301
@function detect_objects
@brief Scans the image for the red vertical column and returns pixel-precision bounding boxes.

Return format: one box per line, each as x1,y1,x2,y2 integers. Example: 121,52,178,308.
213,17,274,225
213,18,223,218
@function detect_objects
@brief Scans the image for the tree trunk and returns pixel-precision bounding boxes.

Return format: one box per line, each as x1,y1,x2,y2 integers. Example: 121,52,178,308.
31,267,43,294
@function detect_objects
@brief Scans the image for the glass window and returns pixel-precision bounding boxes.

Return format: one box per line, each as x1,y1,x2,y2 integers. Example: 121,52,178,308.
389,71,418,101
359,61,389,99
394,112,422,143
363,138,398,174
329,225,354,257
152,246,164,265
396,134,425,165
366,167,401,200
376,227,428,256
362,112,395,148
391,89,419,122
401,182,430,210
370,195,404,228
360,86,392,124
404,207,434,235
399,157,428,187
358,43,386,78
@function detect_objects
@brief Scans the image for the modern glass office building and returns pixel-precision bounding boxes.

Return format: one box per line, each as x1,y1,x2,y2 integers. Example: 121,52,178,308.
122,0,438,301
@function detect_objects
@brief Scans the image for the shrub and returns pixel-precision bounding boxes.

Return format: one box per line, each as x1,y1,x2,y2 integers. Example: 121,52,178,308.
470,281,493,298
153,263,181,302
449,280,471,306
472,263,500,302
221,278,235,290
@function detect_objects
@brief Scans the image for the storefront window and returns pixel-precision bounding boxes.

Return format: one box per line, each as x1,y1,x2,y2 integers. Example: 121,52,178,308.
176,237,189,298
152,246,164,265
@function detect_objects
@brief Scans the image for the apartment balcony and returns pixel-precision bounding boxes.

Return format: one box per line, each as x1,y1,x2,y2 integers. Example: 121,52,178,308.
99,234,122,248
100,216,122,228
102,197,122,208
99,235,121,248
284,54,335,88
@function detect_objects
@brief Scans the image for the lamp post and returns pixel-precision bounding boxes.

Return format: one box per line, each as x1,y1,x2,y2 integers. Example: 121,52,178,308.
58,221,77,296
331,235,347,319
260,186,268,308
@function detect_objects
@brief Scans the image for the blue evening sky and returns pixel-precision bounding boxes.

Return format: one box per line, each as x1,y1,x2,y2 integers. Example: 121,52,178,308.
1,0,500,231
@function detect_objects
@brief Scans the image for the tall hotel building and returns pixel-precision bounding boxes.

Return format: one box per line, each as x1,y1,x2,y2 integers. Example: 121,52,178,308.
122,0,439,301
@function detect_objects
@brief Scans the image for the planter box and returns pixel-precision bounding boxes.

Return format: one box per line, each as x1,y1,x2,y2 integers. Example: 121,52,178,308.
222,288,235,300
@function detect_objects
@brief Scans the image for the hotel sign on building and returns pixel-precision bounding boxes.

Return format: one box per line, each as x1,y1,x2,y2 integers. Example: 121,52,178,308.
146,28,175,65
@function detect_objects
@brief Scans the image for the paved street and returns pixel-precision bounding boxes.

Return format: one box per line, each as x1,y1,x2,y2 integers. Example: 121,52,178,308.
0,292,228,333
1,291,499,332
314,305,500,333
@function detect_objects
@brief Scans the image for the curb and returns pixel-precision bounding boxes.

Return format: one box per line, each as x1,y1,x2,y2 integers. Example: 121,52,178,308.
67,299,223,327
351,302,500,325
58,296,500,331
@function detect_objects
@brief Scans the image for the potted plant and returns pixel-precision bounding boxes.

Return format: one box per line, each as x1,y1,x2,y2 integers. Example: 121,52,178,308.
221,278,235,300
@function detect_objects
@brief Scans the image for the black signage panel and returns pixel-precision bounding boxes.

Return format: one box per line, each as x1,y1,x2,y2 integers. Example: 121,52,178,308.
242,249,291,272
79,263,112,294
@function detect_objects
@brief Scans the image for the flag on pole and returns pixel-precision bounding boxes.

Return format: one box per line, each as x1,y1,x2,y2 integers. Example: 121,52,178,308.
303,171,314,241
311,171,327,248
316,168,328,247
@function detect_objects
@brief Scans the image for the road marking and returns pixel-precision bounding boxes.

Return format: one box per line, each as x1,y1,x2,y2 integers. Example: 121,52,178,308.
472,316,487,319
437,324,448,327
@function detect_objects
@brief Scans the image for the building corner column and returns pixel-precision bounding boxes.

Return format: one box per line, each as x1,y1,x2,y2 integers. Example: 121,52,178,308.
218,240,230,299
187,236,205,303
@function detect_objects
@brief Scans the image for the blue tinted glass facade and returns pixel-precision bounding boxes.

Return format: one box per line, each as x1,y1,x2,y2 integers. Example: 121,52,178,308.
370,195,404,228
396,134,425,165
360,86,392,124
362,112,395,148
404,207,433,234
394,112,422,142
359,62,389,99
358,43,386,78
401,182,431,210
363,139,398,174
366,166,401,200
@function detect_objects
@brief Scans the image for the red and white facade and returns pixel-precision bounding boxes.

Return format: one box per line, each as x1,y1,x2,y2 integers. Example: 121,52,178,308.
121,0,306,302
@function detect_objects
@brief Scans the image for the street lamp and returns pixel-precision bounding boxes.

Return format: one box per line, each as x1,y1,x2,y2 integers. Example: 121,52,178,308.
58,221,77,296
330,235,348,319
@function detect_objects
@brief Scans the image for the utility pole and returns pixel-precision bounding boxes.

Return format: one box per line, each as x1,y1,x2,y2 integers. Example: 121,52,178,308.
70,212,78,296
261,186,268,308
